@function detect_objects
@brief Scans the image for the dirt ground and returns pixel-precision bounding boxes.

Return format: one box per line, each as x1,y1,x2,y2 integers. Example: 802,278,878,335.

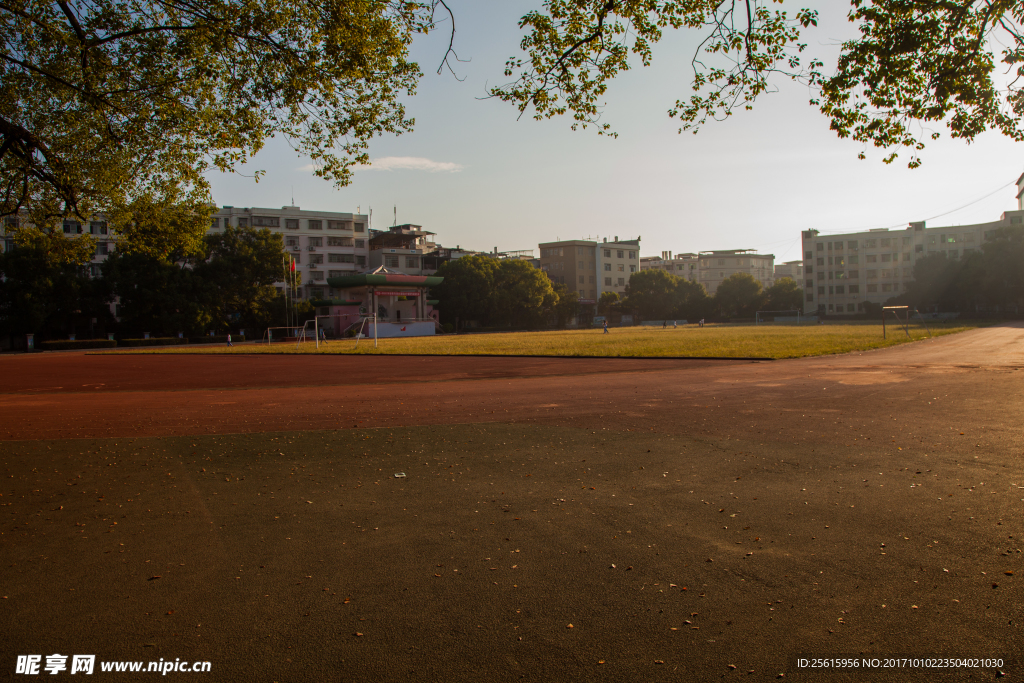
1,324,1021,681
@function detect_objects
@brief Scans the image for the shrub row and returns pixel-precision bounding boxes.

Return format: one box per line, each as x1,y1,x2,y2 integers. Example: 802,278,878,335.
38,339,117,350
118,337,189,347
189,335,245,344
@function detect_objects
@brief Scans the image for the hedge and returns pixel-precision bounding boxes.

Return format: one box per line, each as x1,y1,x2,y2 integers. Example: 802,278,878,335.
117,337,189,347
39,339,117,351
189,335,245,344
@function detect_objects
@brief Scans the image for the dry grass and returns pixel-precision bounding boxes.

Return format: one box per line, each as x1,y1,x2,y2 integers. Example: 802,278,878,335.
114,321,975,359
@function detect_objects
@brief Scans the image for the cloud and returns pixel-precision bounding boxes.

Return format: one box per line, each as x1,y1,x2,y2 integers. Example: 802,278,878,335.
296,164,317,172
361,156,464,173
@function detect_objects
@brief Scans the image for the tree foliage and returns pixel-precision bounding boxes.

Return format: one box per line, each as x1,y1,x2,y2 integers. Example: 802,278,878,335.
1,0,448,249
491,1,1024,167
764,276,803,311
901,227,1024,312
197,226,287,330
714,272,764,317
431,255,558,329
0,237,109,339
551,282,581,327
625,269,710,321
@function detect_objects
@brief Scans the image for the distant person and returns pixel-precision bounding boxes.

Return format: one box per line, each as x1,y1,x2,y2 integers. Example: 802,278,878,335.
226,333,232,347
320,328,327,344
662,320,667,328
672,320,677,328
603,321,609,334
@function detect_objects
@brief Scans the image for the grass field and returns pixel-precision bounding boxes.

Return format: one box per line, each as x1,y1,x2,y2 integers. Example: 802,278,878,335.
116,321,975,359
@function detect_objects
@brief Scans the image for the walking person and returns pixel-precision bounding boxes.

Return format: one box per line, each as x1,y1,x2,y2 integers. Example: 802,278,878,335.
226,333,233,347
603,320,609,334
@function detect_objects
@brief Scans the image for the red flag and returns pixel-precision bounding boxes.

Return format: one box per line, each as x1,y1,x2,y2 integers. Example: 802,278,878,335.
400,326,406,331
290,257,295,272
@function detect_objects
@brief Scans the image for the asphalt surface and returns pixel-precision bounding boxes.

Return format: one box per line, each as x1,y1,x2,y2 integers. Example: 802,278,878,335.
1,324,1022,681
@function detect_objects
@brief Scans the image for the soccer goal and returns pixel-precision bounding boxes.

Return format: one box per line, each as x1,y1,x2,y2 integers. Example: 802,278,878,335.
882,306,932,339
755,309,802,325
352,315,379,349
261,326,304,344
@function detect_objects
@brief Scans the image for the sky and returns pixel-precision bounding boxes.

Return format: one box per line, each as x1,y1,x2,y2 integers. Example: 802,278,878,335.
205,2,1024,264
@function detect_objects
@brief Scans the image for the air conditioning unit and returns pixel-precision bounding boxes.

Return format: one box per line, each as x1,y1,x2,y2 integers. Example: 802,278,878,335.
290,245,300,250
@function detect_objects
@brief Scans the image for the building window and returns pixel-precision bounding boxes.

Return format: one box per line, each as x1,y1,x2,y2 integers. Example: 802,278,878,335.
604,263,611,271
866,254,877,263
63,220,82,234
384,255,399,267
310,270,325,281
356,255,366,266
817,286,825,295
327,220,347,230
833,241,843,252
816,243,823,252
617,264,624,272
328,253,354,263
849,255,859,265
579,275,584,284
309,254,324,264
355,239,365,248
327,236,352,247
806,293,813,302
286,219,300,229
629,265,636,273
406,256,420,268
237,218,248,228
354,222,365,232
848,240,858,249
835,285,845,294
617,277,624,286
805,250,813,259
616,250,624,258
97,242,108,256
915,244,923,253
210,217,220,229
604,277,612,286
307,237,321,247
252,216,279,227
881,253,891,262
849,270,859,279
89,221,107,235
849,284,860,294
867,284,878,293
806,279,814,288
629,251,636,259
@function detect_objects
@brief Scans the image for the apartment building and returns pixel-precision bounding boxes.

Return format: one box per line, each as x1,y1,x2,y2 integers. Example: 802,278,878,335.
774,260,804,281
639,251,699,282
538,237,641,304
211,205,369,301
802,209,1024,315
697,250,775,295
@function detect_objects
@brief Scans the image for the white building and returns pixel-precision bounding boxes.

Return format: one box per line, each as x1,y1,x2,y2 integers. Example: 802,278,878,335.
697,249,775,295
801,211,1024,315
774,260,804,281
211,205,370,302
640,251,700,282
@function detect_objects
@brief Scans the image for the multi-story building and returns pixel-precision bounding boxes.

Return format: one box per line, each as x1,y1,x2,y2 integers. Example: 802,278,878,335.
773,260,804,281
802,208,1024,315
211,205,370,302
368,224,437,276
697,249,775,295
538,237,641,304
640,251,699,282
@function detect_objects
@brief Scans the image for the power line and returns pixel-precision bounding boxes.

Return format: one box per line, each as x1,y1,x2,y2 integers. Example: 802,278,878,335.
816,180,1015,235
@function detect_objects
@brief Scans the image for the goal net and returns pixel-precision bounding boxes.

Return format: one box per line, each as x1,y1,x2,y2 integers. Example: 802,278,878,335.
261,326,304,344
